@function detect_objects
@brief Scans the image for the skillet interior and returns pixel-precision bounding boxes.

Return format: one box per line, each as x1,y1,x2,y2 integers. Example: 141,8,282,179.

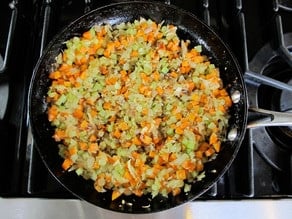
29,1,248,213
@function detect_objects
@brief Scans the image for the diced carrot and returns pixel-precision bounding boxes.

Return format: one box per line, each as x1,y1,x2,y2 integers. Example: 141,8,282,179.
124,170,133,181
53,129,66,141
103,49,111,57
48,105,58,121
213,142,221,153
123,141,132,148
69,147,77,155
88,44,99,55
160,153,169,162
140,134,152,145
193,55,204,63
200,82,206,90
133,189,143,197
62,158,73,170
63,81,71,87
114,40,121,48
123,90,129,99
140,72,151,83
149,150,156,158
92,161,99,170
156,86,164,95
58,64,71,72
205,148,215,157
170,71,178,78
175,112,182,120
103,102,111,110
219,89,228,96
187,81,195,91
105,76,117,85
109,115,116,122
79,70,87,79
169,153,177,161
89,134,97,142
141,108,148,115
196,161,204,171
130,151,139,160
139,85,151,96
49,71,62,79
73,108,84,119
119,121,129,131
100,66,108,75
88,143,99,153
120,69,127,77
82,31,92,40
79,46,88,55
62,53,67,62
132,136,142,146
90,109,98,117
182,160,196,171
113,129,121,138
153,137,161,144
199,142,209,151
131,50,139,57
209,133,218,145
175,127,184,135
108,155,119,164
180,66,191,74
195,150,203,159
181,60,189,67
141,121,150,128
80,120,88,129
152,71,160,81
176,169,187,180
79,142,88,150
224,95,232,107
172,187,181,196
112,190,122,201
212,89,220,96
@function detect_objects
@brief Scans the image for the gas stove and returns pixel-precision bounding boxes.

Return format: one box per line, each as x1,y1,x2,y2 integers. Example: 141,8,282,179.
0,0,291,203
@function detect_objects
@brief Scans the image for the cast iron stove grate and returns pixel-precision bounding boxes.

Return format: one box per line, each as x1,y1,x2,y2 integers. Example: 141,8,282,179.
0,0,291,200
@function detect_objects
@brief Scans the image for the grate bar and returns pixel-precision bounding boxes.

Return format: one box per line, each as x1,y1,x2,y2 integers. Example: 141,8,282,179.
236,3,255,197
202,0,210,26
39,0,52,56
274,15,292,68
0,1,18,73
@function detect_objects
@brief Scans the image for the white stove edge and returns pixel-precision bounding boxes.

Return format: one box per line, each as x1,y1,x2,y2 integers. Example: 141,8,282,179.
0,198,291,219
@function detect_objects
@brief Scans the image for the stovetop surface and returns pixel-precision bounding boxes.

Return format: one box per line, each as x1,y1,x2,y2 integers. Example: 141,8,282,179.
0,0,291,200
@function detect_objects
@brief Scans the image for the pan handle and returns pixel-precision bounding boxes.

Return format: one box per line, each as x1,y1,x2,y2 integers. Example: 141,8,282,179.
247,108,292,128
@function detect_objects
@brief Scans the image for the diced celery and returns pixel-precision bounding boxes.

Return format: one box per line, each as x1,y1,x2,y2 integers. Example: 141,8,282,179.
161,66,169,74
55,94,67,106
76,168,83,176
194,45,202,52
166,128,174,136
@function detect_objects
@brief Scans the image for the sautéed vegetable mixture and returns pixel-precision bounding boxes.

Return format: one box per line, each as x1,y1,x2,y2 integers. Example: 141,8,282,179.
47,18,232,200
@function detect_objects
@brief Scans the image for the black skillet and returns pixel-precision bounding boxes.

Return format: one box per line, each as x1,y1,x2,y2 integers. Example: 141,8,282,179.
28,1,247,213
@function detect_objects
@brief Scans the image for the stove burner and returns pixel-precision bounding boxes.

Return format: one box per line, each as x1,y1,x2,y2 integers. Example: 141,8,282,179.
247,32,292,171
258,61,292,151
257,56,292,150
